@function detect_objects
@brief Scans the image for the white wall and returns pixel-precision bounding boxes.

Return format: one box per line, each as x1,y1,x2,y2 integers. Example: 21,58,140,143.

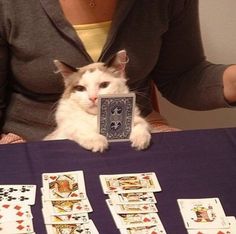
157,0,236,130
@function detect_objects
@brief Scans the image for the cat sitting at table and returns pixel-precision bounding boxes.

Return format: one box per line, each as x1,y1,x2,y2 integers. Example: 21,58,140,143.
44,50,151,152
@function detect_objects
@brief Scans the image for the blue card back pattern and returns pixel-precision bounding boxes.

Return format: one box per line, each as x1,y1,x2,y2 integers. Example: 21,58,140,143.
98,93,135,142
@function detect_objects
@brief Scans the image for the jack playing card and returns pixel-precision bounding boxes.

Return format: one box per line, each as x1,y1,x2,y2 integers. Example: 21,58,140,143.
177,198,230,229
97,93,135,142
100,172,161,194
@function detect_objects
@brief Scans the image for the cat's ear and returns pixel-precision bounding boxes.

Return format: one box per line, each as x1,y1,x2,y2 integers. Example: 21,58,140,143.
105,50,128,74
53,60,78,79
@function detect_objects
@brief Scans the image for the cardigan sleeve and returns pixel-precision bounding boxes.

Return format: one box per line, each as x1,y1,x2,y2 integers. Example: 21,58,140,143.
0,35,9,128
153,0,230,110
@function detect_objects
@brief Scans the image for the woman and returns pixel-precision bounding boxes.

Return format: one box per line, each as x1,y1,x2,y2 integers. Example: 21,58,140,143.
0,0,235,143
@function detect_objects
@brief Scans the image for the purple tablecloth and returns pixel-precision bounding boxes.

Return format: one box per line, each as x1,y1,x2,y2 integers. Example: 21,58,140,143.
0,128,236,233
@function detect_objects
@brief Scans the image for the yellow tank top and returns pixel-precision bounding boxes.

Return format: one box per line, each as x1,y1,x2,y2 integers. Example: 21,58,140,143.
73,21,111,62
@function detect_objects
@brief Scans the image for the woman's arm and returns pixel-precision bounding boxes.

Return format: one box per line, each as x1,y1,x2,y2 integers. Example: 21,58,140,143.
0,35,9,128
223,65,236,104
153,0,231,110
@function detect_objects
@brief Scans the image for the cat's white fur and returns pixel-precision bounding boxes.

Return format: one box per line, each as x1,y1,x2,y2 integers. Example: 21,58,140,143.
45,50,151,152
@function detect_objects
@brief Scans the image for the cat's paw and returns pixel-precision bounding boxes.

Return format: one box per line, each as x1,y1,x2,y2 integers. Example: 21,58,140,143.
130,128,151,150
79,134,108,153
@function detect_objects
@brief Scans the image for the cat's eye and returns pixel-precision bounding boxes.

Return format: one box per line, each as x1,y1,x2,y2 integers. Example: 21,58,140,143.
74,85,86,92
99,81,110,89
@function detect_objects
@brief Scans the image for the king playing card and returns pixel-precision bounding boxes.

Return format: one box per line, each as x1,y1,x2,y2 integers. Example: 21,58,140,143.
100,172,161,194
177,198,230,229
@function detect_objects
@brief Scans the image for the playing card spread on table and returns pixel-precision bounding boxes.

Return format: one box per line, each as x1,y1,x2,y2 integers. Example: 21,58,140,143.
177,198,229,229
113,202,158,214
187,216,236,234
0,219,34,234
0,185,36,205
119,224,167,234
45,219,99,234
42,211,89,224
0,203,32,222
106,199,160,228
42,171,86,200
100,172,161,194
97,93,135,142
109,192,157,204
42,198,93,215
41,170,99,233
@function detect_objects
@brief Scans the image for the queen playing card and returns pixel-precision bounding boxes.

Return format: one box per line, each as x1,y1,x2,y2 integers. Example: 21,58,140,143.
97,93,135,142
177,198,230,229
42,171,86,200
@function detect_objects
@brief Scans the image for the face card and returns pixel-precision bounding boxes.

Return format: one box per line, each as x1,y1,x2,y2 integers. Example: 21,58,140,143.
187,216,236,234
106,199,161,228
100,172,161,194
109,192,157,204
177,198,229,229
113,202,158,214
120,224,167,234
46,220,99,234
0,185,36,205
0,203,32,222
42,209,89,224
114,212,162,229
43,199,93,215
42,171,86,200
0,219,34,234
97,93,135,142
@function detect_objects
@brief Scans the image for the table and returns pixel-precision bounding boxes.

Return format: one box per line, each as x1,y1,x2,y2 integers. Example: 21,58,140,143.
0,128,236,233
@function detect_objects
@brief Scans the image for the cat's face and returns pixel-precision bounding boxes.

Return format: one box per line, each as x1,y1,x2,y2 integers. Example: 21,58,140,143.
63,64,129,115
55,50,129,115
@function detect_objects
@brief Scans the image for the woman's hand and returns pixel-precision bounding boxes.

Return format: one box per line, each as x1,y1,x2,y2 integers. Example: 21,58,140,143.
223,65,236,104
0,133,25,144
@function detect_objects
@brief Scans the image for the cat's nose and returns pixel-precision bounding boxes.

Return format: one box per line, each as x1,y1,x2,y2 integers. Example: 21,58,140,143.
89,96,97,102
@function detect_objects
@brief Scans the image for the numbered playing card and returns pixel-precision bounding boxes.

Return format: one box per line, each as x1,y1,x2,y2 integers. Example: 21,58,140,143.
100,172,161,194
109,192,157,204
0,219,34,234
42,171,86,200
97,93,135,142
0,185,36,205
43,199,93,215
46,220,99,234
0,203,32,222
177,198,229,229
42,210,89,224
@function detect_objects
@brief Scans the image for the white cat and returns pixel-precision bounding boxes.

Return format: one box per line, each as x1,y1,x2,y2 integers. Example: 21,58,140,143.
45,50,151,152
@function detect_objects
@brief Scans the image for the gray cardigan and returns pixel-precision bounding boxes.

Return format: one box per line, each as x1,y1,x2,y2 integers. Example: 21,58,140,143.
0,0,229,140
